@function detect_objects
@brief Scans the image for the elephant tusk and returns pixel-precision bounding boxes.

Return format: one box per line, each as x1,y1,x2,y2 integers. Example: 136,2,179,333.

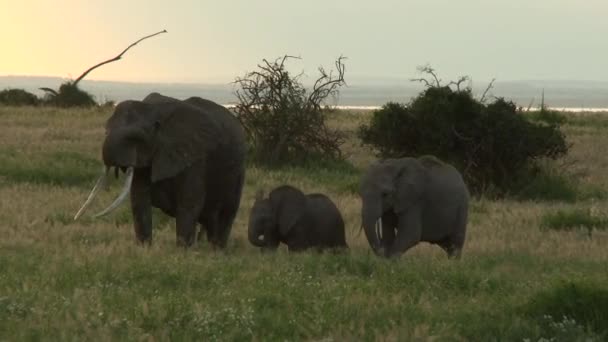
74,167,109,220
93,167,134,218
375,217,383,242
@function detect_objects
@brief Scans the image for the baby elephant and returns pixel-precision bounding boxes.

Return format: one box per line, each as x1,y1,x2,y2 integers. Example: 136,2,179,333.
248,185,348,252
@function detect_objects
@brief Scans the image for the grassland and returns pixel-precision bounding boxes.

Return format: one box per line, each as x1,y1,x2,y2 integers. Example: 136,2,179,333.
0,106,607,341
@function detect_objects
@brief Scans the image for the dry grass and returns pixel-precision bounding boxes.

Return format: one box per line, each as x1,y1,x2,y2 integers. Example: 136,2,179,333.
0,105,607,340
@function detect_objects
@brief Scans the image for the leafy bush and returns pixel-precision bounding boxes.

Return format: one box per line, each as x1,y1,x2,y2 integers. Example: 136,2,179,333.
233,55,346,165
358,69,569,195
0,88,40,106
41,82,96,107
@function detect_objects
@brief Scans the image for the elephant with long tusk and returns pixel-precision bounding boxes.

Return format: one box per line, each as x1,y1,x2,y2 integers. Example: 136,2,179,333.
74,92,246,248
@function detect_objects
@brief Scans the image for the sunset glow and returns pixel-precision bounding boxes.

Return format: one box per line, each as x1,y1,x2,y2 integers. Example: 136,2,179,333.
2,1,608,83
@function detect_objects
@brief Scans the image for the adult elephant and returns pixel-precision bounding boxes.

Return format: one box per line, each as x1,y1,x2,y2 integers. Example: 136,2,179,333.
74,93,246,247
359,155,469,259
248,185,348,252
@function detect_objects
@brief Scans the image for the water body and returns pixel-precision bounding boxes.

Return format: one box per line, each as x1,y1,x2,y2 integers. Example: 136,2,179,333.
2,76,608,111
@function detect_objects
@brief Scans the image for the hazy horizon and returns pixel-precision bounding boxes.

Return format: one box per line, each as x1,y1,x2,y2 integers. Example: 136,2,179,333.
3,1,608,84
4,75,608,109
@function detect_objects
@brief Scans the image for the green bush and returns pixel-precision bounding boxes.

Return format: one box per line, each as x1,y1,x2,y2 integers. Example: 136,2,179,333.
0,88,40,106
358,76,569,195
41,82,96,107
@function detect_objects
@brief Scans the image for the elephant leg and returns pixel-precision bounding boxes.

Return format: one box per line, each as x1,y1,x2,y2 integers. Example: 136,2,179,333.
213,172,244,249
204,212,224,249
213,205,238,249
196,224,207,242
437,239,462,259
176,208,200,247
386,207,422,258
448,204,468,260
174,168,207,247
130,168,153,244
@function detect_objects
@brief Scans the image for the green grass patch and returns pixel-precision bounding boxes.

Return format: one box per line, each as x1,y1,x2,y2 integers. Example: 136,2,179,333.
523,281,608,340
0,149,100,187
567,113,608,128
512,167,606,202
540,208,608,234
249,155,361,194
526,109,569,125
45,207,173,228
2,106,608,340
0,242,606,340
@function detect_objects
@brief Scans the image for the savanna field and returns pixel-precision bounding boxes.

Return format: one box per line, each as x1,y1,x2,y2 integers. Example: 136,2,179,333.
1,106,608,341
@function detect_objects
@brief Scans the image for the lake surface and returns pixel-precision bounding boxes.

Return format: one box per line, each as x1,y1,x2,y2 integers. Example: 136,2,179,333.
2,76,608,111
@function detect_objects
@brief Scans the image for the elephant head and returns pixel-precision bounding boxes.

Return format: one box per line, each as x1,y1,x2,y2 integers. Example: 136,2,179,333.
359,158,427,256
248,185,307,250
74,98,216,219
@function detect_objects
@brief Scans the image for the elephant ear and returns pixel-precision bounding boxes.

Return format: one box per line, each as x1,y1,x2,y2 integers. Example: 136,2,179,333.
393,159,427,214
269,186,307,237
151,103,218,182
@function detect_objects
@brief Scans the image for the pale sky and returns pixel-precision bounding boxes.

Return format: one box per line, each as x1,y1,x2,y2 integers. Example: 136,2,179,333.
2,1,608,84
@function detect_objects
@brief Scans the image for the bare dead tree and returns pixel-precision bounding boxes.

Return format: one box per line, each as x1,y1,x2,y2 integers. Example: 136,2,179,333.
40,29,167,107
306,55,347,111
233,55,347,165
73,29,167,86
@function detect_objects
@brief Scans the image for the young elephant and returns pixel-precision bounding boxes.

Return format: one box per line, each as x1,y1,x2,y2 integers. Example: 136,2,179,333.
360,155,470,259
248,185,348,252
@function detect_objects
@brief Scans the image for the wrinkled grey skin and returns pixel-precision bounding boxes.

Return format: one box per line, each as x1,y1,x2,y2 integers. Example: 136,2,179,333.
359,155,469,258
248,185,348,252
102,92,246,247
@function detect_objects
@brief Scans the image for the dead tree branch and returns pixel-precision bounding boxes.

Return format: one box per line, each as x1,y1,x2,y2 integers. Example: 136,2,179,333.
73,29,167,85
410,65,442,88
479,78,496,103
447,76,470,91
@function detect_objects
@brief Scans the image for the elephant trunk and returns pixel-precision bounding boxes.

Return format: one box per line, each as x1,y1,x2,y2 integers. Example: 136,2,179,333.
362,199,384,256
248,227,266,247
102,127,141,168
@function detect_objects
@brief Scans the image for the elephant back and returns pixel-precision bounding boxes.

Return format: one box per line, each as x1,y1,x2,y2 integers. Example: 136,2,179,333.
306,193,345,227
